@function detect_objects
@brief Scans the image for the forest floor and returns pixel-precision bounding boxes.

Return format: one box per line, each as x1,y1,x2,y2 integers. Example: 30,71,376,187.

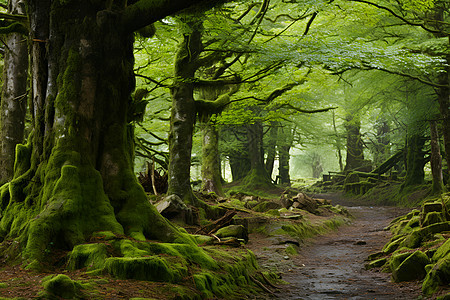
0,192,427,299
247,193,425,300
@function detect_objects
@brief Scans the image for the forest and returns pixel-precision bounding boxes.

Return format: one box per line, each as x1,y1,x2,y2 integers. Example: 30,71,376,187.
0,0,448,298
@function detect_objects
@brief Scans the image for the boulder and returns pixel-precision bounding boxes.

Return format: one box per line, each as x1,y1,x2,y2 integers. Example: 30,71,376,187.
292,193,318,214
253,201,282,212
392,250,429,282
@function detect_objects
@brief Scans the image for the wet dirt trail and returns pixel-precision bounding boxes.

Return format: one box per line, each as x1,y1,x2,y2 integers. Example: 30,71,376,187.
273,194,423,300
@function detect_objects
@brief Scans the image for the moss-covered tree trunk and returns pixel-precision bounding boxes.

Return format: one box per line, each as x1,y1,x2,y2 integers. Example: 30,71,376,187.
344,114,365,172
167,21,202,204
430,121,445,194
402,134,426,188
0,0,28,185
241,121,273,188
0,0,203,266
200,121,224,196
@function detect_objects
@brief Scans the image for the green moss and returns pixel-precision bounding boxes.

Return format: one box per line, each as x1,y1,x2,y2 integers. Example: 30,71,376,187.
422,257,450,295
40,274,76,299
105,256,185,283
67,243,108,270
285,244,298,256
401,222,450,249
433,238,450,261
392,251,429,282
0,283,7,288
422,212,445,227
365,257,387,270
216,225,248,242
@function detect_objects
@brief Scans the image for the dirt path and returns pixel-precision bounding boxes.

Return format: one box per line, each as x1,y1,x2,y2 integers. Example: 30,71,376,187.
271,194,423,299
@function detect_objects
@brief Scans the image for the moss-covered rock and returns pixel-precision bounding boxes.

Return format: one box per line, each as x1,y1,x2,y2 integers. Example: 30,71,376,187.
365,257,387,270
216,225,248,242
422,212,445,227
40,274,76,299
433,238,450,261
252,201,281,213
422,257,450,295
392,250,429,282
400,222,450,249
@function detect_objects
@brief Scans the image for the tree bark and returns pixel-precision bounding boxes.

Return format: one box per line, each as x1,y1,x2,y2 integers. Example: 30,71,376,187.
265,122,278,178
430,121,445,194
167,20,202,204
0,0,28,185
241,121,273,188
0,1,199,265
278,126,292,186
344,114,365,172
402,134,426,188
201,121,224,196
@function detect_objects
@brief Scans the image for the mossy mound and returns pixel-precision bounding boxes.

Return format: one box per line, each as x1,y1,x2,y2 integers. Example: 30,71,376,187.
38,274,89,299
65,234,270,298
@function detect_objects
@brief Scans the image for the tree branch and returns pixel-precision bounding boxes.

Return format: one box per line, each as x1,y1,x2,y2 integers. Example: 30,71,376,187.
123,0,227,33
347,0,441,34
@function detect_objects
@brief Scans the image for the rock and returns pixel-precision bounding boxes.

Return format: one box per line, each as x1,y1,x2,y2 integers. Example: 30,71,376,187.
365,258,387,270
253,201,282,212
392,250,429,282
41,274,76,299
422,212,445,227
292,193,318,214
401,222,450,249
216,225,248,242
315,198,331,205
423,202,443,214
433,238,450,261
422,257,450,295
280,194,294,208
354,240,366,245
156,194,194,224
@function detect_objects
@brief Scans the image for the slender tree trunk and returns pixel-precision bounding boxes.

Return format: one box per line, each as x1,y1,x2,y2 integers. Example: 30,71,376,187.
332,110,344,172
278,126,292,186
265,122,278,178
201,121,224,196
430,121,445,194
0,0,28,185
167,21,202,204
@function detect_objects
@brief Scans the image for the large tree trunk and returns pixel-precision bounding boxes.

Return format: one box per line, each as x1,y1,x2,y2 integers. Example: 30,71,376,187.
167,21,202,204
0,1,192,266
344,114,365,172
241,122,273,188
0,0,28,184
402,134,426,188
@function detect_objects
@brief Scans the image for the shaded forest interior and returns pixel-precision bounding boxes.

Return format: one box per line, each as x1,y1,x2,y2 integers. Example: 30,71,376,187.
0,0,448,299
